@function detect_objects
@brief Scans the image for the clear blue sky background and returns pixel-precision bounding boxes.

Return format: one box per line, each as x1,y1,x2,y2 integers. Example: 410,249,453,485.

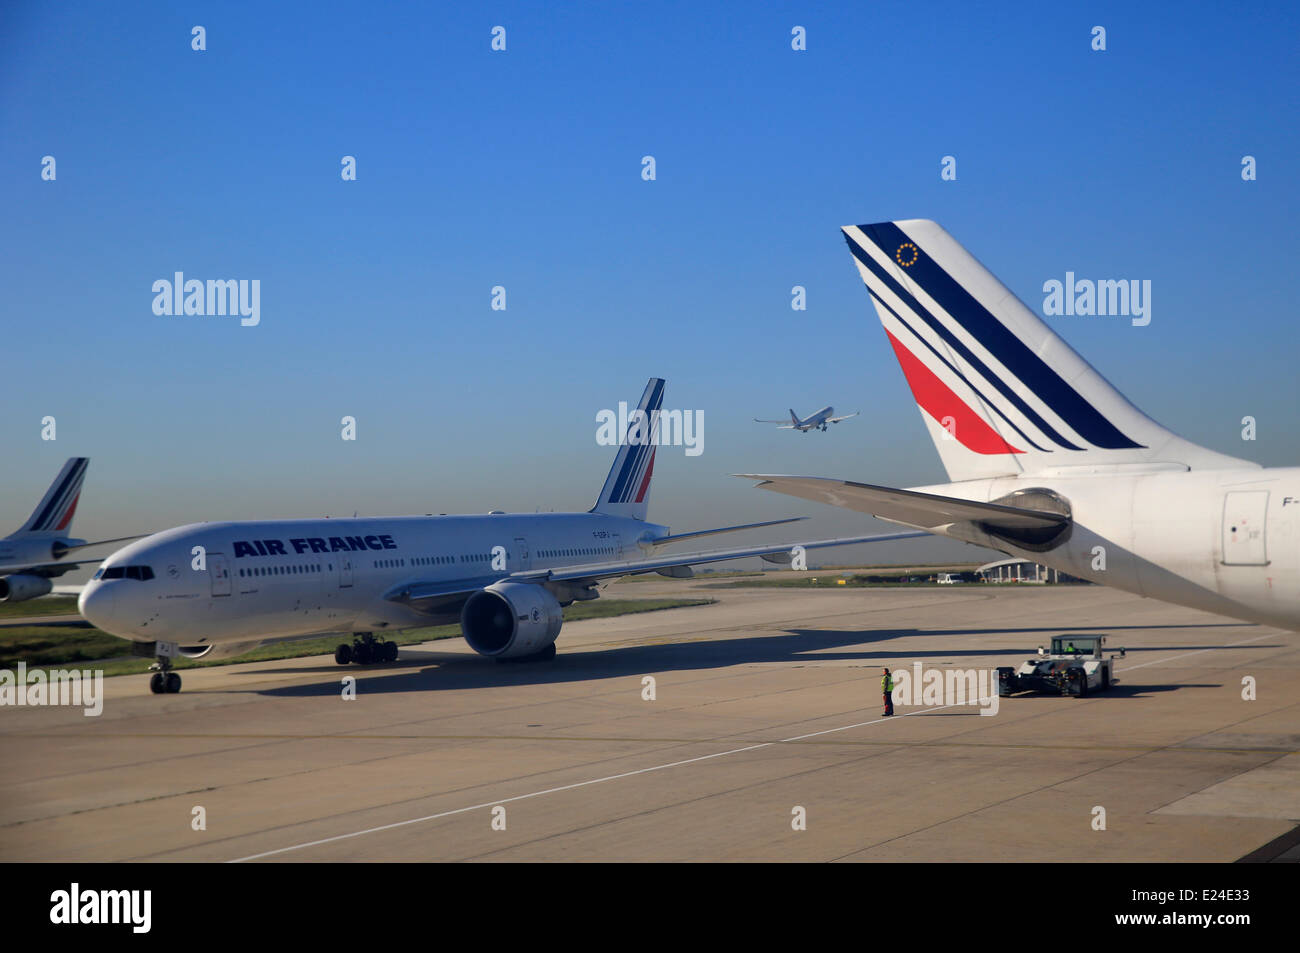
2,1,1297,570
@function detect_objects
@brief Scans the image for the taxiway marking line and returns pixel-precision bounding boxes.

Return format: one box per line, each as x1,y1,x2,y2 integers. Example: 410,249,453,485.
1119,632,1275,672
228,704,957,862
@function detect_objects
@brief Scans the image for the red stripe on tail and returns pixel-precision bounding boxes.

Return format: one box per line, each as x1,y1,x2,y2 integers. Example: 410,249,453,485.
885,330,1023,455
634,451,656,503
54,494,80,531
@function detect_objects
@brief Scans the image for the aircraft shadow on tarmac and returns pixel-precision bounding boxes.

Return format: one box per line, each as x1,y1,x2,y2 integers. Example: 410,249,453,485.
251,622,1265,699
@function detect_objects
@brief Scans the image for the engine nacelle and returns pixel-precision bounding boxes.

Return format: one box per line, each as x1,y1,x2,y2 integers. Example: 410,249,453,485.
461,582,563,658
0,574,54,603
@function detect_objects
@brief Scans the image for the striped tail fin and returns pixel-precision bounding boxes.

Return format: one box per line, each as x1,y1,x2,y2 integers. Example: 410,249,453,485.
841,220,1251,481
591,378,664,521
15,457,89,536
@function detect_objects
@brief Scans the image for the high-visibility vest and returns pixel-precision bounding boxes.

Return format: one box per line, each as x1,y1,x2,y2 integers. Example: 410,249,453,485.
882,675,893,693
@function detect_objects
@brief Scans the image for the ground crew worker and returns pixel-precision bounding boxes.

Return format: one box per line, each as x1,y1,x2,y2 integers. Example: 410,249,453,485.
882,667,894,717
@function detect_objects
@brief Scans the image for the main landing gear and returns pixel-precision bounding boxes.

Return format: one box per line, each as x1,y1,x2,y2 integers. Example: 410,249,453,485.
335,632,398,665
148,655,182,694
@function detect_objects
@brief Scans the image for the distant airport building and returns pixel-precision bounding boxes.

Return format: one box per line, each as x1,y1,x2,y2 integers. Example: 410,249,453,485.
976,558,1087,585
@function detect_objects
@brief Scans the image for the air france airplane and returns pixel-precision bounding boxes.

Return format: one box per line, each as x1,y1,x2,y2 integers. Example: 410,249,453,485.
742,220,1299,632
0,458,140,602
755,407,860,432
81,379,921,693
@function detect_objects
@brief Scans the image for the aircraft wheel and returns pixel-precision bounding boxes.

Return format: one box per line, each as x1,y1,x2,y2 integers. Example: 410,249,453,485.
384,642,398,662
165,672,182,694
150,673,166,694
353,643,372,665
335,644,353,665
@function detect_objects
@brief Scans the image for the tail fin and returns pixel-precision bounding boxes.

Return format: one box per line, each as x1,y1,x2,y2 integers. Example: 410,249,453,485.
591,378,664,521
789,410,800,427
841,220,1252,481
14,457,89,536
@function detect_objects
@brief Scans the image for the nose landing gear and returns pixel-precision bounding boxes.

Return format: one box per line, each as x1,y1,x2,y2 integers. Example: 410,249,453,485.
148,655,182,694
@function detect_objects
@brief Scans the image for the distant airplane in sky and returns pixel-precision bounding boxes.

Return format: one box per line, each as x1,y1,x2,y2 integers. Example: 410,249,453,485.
755,407,860,432
0,458,141,602
80,379,922,693
741,219,1299,632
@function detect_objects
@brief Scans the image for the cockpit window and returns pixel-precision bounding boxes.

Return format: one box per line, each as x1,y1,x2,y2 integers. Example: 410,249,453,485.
99,565,154,581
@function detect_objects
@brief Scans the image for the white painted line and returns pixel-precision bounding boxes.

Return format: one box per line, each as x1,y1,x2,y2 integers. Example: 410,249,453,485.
229,704,957,862
1119,632,1274,673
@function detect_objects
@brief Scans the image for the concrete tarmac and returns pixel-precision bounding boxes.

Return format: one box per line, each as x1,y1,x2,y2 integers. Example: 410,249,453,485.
1,579,1295,862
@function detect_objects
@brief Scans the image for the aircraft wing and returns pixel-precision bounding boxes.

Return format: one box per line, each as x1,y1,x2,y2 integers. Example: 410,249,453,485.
754,418,798,428
826,412,860,424
735,475,1068,533
648,517,805,545
382,574,506,613
53,535,149,556
2,555,114,573
535,531,926,584
385,529,927,612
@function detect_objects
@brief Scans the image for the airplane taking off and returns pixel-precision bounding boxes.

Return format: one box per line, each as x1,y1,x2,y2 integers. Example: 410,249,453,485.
0,458,140,602
755,407,860,432
81,378,922,693
742,220,1299,631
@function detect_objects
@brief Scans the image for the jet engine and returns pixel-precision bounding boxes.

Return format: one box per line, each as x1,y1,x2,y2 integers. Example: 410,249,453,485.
461,582,563,658
0,574,54,603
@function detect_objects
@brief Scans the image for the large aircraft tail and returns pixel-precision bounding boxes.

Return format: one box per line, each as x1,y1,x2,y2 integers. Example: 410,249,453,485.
789,410,800,427
591,378,664,521
841,220,1252,481
12,457,89,537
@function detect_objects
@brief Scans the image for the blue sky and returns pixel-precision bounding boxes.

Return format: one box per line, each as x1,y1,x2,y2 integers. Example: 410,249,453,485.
2,1,1297,568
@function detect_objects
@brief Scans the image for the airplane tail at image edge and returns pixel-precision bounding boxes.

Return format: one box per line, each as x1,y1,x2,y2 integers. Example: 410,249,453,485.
591,378,664,522
841,220,1253,482
12,457,88,537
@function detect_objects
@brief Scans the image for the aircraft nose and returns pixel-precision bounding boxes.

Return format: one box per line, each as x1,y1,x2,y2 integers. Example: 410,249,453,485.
78,583,117,632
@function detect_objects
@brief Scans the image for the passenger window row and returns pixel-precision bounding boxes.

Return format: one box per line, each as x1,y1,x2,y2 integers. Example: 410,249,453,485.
239,565,322,578
539,547,613,559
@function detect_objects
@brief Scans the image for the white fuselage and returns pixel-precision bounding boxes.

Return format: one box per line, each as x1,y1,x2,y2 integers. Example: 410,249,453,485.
917,466,1300,630
79,512,661,650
